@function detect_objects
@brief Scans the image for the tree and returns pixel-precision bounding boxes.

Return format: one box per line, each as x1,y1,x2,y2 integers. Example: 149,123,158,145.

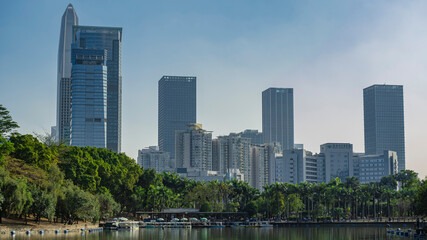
30,185,56,223
396,170,418,190
97,192,120,220
9,134,57,171
200,202,212,212
415,180,427,217
0,176,33,223
0,104,19,136
0,137,14,166
56,181,100,224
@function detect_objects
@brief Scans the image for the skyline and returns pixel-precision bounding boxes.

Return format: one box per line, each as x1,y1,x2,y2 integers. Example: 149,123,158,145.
1,1,427,178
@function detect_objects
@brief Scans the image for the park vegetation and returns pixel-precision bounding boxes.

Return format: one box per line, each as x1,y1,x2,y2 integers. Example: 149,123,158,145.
0,104,426,224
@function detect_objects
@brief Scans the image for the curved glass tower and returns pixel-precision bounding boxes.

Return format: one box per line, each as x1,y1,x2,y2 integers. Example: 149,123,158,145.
56,4,78,143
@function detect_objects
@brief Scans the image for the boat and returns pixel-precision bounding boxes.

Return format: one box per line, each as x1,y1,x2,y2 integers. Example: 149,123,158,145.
248,222,260,228
209,222,225,228
232,222,247,227
260,221,273,227
117,221,139,230
104,221,119,230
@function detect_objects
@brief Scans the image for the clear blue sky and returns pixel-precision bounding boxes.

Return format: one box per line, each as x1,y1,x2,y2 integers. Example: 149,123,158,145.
1,0,426,178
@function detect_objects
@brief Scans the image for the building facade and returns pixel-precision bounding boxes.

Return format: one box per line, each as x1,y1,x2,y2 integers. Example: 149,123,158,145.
320,143,354,182
262,88,294,150
137,146,172,173
72,25,122,152
353,150,398,184
240,129,263,145
175,123,212,171
213,133,251,181
250,143,281,190
158,76,196,160
276,149,318,184
57,4,78,143
364,84,405,171
70,48,107,148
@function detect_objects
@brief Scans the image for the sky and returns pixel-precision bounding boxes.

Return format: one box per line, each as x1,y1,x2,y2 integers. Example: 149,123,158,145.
1,0,426,178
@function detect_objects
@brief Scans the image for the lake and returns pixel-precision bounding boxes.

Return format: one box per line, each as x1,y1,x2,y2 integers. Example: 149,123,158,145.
2,227,404,240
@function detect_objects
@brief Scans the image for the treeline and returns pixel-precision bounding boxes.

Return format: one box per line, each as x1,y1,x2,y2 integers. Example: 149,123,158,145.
1,134,426,224
0,104,426,224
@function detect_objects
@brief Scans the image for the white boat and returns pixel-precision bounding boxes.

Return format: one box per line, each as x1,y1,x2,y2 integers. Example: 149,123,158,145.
117,221,139,230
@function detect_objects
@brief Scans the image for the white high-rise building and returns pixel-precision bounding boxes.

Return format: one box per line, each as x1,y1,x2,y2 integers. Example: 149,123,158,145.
175,123,212,171
56,4,78,143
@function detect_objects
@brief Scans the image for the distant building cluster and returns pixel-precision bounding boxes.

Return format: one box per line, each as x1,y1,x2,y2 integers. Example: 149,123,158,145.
54,5,405,189
139,74,404,189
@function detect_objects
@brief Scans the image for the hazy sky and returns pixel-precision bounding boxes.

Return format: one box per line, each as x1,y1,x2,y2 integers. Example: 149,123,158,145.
1,1,426,178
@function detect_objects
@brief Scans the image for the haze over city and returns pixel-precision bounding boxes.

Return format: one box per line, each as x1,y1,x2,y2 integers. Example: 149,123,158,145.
1,1,426,178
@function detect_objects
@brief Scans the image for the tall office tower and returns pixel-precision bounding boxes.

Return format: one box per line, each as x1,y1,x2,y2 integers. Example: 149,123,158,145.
320,143,354,182
70,49,108,148
175,123,212,171
57,4,78,143
262,88,294,150
240,129,263,145
158,76,196,159
73,26,122,152
364,84,405,171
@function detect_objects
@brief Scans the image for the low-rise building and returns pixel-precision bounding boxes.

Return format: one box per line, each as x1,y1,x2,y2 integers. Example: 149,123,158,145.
137,146,173,173
353,150,398,184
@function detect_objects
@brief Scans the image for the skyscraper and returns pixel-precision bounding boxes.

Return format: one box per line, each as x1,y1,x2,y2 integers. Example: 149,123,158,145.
262,88,294,150
363,84,405,171
158,76,196,159
72,26,123,152
57,4,78,143
70,48,108,148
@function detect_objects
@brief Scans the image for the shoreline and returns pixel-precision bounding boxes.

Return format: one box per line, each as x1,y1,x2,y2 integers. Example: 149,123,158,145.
0,218,99,235
0,219,417,234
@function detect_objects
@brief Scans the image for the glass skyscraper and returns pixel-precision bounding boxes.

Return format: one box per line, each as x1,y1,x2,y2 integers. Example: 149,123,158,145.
363,84,405,171
70,48,108,148
57,4,78,143
72,26,122,152
262,88,294,150
158,76,196,160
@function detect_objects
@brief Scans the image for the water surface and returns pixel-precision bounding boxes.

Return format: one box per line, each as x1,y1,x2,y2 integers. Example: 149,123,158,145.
3,227,402,240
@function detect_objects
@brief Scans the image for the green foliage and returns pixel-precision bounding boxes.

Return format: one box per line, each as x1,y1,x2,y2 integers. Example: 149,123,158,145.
30,185,56,222
415,180,427,217
200,202,212,212
59,147,100,192
9,134,57,171
0,137,14,166
243,201,258,217
97,192,120,220
380,175,398,190
0,175,33,219
396,170,419,190
4,156,47,185
0,104,19,136
56,181,100,224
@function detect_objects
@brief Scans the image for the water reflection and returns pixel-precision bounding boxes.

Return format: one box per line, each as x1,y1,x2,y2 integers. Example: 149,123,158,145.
1,227,401,240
